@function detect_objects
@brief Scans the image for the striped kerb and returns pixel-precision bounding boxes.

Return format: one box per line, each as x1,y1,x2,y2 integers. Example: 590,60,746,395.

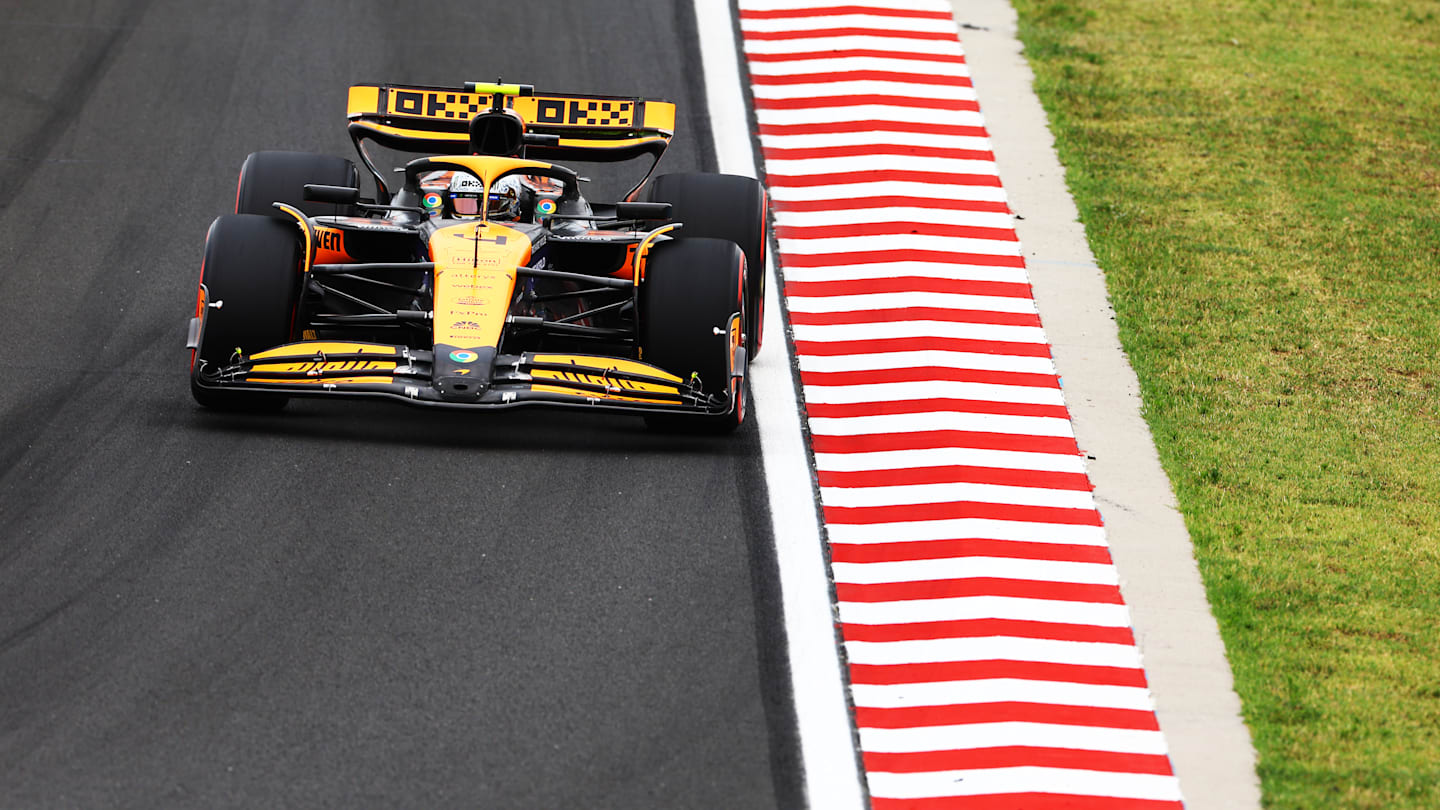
736,2,1187,807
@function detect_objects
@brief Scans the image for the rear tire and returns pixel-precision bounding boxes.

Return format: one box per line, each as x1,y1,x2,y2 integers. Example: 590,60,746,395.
642,173,768,358
639,238,748,433
235,150,360,220
190,214,303,411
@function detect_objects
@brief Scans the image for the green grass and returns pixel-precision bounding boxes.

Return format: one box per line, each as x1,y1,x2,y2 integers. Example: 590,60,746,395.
1007,1,1440,806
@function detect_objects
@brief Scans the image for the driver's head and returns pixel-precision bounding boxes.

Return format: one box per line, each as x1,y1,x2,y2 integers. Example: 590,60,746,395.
445,172,485,219
487,176,522,220
443,173,523,220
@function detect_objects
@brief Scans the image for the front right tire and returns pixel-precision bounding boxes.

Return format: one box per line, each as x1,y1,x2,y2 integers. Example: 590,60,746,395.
190,214,303,411
642,173,769,358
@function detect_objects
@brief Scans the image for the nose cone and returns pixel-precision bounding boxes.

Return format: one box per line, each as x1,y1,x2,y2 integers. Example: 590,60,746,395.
434,345,494,402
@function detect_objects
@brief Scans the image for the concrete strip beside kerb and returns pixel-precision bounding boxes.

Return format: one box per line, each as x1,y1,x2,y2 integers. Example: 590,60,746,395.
951,1,1263,807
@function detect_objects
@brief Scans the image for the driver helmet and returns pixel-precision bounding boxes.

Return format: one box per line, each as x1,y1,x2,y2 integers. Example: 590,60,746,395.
487,175,523,220
444,173,525,220
445,172,486,219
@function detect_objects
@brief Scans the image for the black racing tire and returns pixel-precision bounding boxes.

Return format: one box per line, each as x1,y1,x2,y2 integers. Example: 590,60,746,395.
642,173,768,358
190,214,303,411
639,238,748,433
235,150,360,220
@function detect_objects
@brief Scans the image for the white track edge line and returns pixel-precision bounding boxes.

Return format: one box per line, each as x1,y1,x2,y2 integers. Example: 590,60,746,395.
695,3,868,810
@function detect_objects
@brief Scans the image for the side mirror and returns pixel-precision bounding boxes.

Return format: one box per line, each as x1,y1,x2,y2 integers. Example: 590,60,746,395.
304,184,361,205
615,202,672,221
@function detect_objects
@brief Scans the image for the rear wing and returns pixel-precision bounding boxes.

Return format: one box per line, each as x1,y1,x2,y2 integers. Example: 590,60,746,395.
346,82,675,164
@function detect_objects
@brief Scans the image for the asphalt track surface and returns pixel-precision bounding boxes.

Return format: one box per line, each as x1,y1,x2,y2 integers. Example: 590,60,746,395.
0,3,798,808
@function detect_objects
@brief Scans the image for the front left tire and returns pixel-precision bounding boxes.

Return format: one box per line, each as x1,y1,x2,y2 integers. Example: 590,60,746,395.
638,238,748,433
235,150,360,220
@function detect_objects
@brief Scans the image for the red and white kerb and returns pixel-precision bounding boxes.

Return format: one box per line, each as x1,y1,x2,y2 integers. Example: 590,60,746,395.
737,2,1186,807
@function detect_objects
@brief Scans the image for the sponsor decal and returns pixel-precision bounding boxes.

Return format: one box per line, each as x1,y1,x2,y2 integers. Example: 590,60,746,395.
316,228,343,252
257,360,394,374
449,350,479,363
452,276,503,291
450,320,484,333
536,369,674,395
535,98,634,127
449,230,507,245
535,198,557,218
393,90,486,120
388,89,634,127
423,192,442,209
440,251,503,266
449,173,483,192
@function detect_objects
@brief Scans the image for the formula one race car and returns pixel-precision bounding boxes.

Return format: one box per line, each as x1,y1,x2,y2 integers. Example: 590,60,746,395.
187,81,767,431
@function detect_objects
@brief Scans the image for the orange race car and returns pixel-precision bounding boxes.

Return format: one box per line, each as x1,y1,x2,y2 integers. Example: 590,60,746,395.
187,82,767,431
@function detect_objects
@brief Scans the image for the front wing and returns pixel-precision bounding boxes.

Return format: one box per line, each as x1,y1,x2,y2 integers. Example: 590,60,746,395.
190,341,742,418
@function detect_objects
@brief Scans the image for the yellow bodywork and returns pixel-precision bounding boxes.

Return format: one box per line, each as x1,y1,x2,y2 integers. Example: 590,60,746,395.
430,220,530,352
346,83,675,160
527,355,685,405
347,84,675,134
529,355,681,383
247,342,399,385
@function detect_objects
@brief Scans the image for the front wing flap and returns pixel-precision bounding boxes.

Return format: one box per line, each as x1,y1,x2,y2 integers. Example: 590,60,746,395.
191,341,738,417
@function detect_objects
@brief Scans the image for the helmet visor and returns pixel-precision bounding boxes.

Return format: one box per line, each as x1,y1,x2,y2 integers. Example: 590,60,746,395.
452,195,481,216
488,190,517,216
